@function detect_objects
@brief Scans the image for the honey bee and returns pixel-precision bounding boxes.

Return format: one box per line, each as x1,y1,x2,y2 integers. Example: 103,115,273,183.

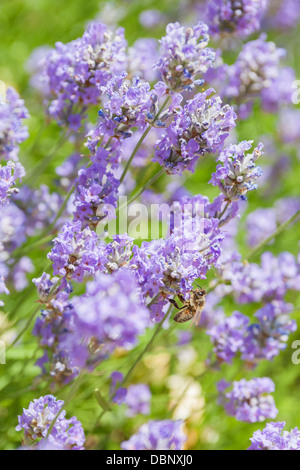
169,286,207,326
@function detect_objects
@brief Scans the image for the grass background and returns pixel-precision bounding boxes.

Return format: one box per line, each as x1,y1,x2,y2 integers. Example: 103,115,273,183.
1,0,300,450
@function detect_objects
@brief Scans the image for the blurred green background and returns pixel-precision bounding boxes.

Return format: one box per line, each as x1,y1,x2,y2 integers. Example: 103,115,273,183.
1,0,300,450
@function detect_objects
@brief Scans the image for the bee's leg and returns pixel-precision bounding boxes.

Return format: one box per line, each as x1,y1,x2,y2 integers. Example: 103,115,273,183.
177,293,185,303
168,298,181,310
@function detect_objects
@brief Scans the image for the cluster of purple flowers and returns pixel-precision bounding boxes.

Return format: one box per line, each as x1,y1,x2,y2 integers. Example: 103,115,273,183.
6,2,300,451
154,89,237,174
248,422,300,450
155,22,215,92
92,73,157,140
73,270,149,358
110,373,152,416
220,35,294,118
73,147,119,229
47,220,106,281
0,161,25,207
16,395,85,450
0,87,29,161
209,140,263,201
121,420,187,450
32,273,80,384
206,0,268,38
31,23,127,130
218,377,278,423
216,250,300,304
207,301,296,365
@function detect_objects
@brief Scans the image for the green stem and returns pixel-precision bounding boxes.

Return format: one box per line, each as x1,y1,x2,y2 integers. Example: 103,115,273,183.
45,370,86,439
119,96,171,184
244,208,300,261
40,183,75,239
24,131,68,185
122,306,171,386
8,275,61,348
93,306,172,429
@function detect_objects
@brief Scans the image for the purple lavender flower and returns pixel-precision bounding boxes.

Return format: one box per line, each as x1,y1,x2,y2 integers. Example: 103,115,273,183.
131,216,223,308
216,251,300,304
125,384,152,417
33,277,81,384
16,395,85,450
207,311,249,364
0,161,26,206
243,301,296,363
13,184,64,236
0,87,29,161
73,147,119,229
209,141,263,201
155,22,215,92
31,23,127,129
90,73,156,141
73,270,149,356
154,89,236,174
206,0,268,38
263,0,300,31
223,35,294,118
121,420,187,450
218,377,278,423
248,422,300,450
47,221,106,281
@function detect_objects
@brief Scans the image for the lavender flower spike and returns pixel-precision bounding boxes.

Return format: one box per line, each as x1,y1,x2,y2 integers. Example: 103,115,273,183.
155,22,215,92
121,420,187,450
209,140,263,201
16,395,85,450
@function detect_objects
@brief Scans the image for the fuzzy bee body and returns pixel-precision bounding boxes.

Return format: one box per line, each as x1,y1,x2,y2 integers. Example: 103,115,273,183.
169,288,207,326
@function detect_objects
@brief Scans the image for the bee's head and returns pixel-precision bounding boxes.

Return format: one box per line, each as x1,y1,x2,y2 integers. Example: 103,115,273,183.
194,288,206,298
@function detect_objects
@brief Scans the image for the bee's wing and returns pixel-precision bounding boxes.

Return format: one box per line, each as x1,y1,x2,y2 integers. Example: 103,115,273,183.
189,306,203,329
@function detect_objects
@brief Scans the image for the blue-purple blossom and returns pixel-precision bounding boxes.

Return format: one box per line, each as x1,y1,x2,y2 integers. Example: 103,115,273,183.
73,270,149,355
0,161,26,207
207,301,296,365
248,422,300,450
154,89,237,174
31,23,127,129
263,0,300,31
47,221,106,281
0,87,29,161
243,301,296,364
206,0,268,38
218,377,278,423
33,276,80,384
121,420,187,450
222,35,294,118
13,184,64,236
73,147,119,229
130,216,224,315
216,250,300,303
16,395,85,450
155,22,215,92
89,74,156,142
209,141,263,201
207,311,249,364
125,384,152,417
